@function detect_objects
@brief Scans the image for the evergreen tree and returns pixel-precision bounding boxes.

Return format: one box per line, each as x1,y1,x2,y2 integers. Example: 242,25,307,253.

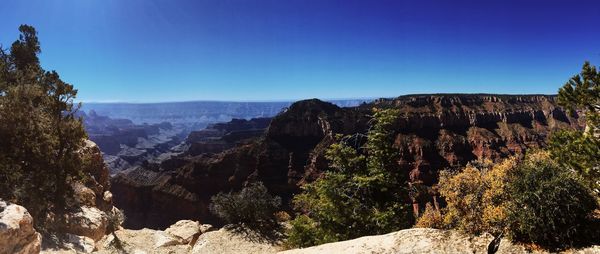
0,25,87,231
549,61,600,193
287,109,413,247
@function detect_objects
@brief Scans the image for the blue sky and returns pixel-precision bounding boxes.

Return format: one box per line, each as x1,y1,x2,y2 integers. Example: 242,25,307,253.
1,0,599,102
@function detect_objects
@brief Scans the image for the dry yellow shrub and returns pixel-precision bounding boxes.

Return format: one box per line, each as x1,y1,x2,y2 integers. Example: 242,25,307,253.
414,202,444,229
436,157,517,235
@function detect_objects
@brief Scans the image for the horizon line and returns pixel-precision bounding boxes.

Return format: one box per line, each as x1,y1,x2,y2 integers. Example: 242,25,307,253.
78,92,558,104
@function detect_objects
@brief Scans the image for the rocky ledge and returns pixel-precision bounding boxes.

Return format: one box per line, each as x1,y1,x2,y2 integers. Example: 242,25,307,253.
0,140,137,254
281,228,599,254
37,224,600,254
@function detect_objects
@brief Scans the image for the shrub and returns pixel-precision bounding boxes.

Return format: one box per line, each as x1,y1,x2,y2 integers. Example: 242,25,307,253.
209,181,281,231
414,203,444,229
285,215,323,248
505,151,599,249
436,158,515,235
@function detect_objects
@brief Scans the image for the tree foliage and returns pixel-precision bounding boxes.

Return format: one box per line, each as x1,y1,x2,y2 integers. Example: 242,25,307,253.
0,25,87,230
287,109,413,248
550,61,600,193
505,151,598,249
558,61,600,131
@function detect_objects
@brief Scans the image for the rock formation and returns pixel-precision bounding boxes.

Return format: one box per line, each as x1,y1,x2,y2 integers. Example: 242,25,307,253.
0,200,42,254
51,224,600,254
93,220,216,254
111,94,581,229
0,140,117,254
190,227,282,254
42,140,121,253
185,117,271,156
279,228,599,254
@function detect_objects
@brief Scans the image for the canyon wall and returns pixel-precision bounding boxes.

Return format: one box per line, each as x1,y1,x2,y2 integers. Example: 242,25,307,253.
110,94,580,229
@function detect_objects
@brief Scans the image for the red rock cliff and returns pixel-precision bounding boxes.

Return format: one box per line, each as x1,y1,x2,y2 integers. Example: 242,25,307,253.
111,94,580,229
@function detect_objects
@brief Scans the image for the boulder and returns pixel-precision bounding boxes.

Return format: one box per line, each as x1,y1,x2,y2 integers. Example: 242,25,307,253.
191,227,282,254
164,220,203,244
0,200,42,254
72,182,97,207
55,140,118,245
154,231,182,248
62,206,108,242
79,140,114,212
96,228,190,254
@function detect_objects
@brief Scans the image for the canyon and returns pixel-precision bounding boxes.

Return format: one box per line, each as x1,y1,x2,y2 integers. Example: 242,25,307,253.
105,94,581,229
0,94,588,253
81,100,367,175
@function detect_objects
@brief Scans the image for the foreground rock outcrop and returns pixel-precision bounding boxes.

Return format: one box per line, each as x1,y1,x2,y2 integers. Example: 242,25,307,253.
0,200,42,254
42,140,121,253
280,228,600,254
94,223,280,254
93,220,223,254
112,94,582,229
1,141,117,254
62,141,117,241
190,227,282,254
51,225,600,254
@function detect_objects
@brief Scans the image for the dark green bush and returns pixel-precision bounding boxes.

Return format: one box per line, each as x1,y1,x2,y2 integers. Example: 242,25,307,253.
285,215,324,248
506,151,599,250
209,181,281,231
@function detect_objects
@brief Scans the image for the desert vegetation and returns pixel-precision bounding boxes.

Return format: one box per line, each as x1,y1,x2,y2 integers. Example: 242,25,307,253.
209,181,283,239
0,25,89,232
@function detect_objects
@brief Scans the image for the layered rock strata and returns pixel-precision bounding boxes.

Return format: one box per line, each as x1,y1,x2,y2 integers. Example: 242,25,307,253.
111,94,580,229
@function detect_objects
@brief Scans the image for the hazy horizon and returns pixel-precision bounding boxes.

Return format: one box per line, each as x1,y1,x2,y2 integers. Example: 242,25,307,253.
79,97,376,104
78,92,560,104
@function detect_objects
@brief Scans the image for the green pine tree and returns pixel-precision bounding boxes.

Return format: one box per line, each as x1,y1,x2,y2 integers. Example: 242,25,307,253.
549,61,600,194
0,25,87,231
287,109,413,248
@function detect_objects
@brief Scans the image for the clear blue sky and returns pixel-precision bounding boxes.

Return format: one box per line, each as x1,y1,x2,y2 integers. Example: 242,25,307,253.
1,0,599,102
